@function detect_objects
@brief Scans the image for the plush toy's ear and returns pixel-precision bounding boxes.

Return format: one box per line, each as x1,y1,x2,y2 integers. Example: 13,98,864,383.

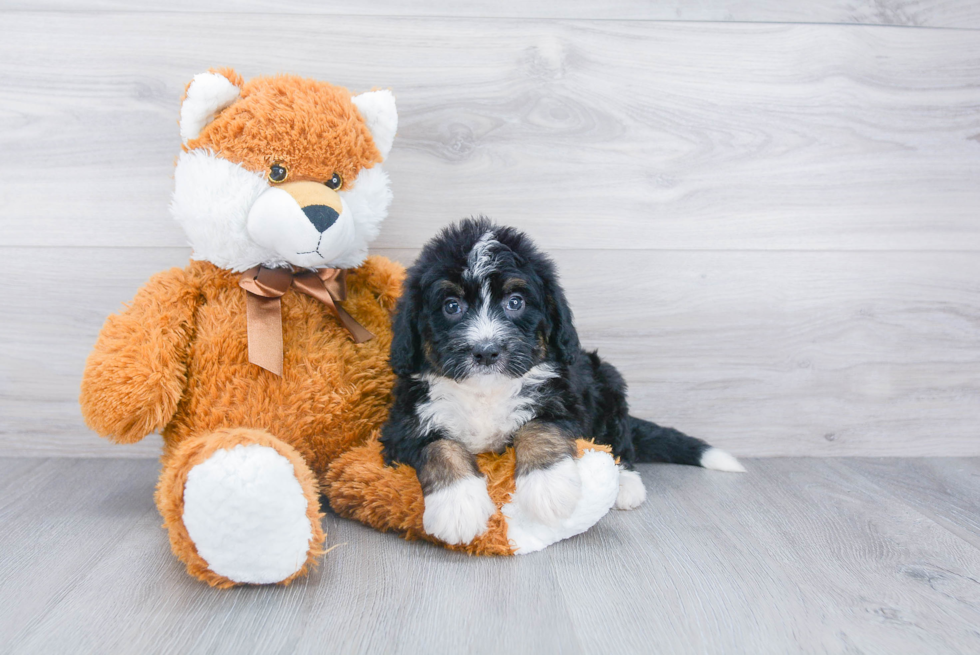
388,276,423,377
352,90,398,160
180,69,242,145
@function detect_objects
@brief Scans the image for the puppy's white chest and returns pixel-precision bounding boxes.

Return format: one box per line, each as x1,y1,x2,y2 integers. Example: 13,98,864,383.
416,367,555,454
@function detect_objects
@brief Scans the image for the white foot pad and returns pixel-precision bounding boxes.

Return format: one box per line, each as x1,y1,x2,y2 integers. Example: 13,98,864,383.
182,444,313,584
423,476,496,545
503,449,620,554
614,468,647,510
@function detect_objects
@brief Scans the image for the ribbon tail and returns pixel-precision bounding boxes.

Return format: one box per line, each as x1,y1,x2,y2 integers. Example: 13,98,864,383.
333,302,375,343
245,292,284,376
293,272,375,344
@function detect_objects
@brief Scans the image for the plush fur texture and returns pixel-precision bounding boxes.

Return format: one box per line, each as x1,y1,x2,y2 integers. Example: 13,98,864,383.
503,448,620,554
81,70,406,587
185,73,381,188
380,218,744,532
81,258,404,469
182,444,315,584
82,257,404,586
173,69,395,272
81,71,613,585
157,428,325,589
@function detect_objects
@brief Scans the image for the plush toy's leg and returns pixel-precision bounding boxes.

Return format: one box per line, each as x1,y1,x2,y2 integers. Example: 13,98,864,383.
502,447,620,554
325,437,620,555
155,428,325,588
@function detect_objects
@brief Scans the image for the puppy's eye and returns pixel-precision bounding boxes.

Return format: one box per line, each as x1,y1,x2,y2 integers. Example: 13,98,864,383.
325,172,342,190
443,297,466,317
504,294,525,312
269,164,288,183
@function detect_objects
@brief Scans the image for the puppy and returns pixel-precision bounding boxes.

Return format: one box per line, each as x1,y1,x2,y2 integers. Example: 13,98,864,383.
381,218,744,545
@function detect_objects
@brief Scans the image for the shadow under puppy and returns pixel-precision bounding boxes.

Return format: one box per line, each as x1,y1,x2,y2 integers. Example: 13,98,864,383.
381,218,744,545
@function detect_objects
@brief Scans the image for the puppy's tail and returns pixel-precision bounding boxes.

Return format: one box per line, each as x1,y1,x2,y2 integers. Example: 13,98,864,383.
629,416,745,472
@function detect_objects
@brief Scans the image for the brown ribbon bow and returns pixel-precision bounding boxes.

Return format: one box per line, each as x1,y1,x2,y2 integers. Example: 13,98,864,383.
239,266,374,376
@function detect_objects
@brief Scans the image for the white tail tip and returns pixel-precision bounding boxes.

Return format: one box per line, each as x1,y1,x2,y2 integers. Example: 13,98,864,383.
699,447,746,473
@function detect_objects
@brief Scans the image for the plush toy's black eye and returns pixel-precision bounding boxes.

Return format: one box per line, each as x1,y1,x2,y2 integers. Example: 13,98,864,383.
269,164,288,183
505,294,525,313
325,172,343,190
443,297,466,317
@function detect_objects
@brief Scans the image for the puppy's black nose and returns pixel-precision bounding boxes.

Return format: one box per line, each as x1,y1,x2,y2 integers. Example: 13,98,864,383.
303,205,339,233
472,343,500,367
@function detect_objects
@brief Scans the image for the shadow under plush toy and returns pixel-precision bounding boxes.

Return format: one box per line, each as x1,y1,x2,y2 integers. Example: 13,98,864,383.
80,69,620,587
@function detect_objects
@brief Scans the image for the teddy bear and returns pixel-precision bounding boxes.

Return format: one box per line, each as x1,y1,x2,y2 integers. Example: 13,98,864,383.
80,69,620,588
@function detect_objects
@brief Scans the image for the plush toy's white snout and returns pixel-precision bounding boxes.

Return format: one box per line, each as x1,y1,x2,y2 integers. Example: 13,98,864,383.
247,183,359,269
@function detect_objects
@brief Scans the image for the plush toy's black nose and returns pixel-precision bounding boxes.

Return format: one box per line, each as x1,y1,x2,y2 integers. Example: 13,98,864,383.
472,343,501,367
303,205,339,233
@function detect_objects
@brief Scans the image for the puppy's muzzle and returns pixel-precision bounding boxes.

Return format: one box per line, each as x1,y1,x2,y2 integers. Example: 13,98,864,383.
472,342,501,367
277,181,343,233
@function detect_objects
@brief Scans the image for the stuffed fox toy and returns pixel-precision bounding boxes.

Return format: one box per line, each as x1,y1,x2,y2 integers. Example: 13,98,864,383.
80,69,619,588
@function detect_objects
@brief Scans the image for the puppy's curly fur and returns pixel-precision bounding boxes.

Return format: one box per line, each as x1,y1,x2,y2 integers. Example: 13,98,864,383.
381,218,743,541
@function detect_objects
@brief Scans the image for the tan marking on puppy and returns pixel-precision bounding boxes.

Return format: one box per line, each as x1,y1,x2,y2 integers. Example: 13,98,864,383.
436,280,464,296
418,439,481,495
535,333,548,360
513,420,577,478
503,278,527,294
423,342,440,369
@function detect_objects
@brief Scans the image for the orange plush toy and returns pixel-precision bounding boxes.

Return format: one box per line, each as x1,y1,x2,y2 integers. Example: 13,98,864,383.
81,69,619,588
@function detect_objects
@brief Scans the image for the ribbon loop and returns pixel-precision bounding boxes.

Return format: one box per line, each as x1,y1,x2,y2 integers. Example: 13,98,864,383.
238,266,375,376
240,266,294,299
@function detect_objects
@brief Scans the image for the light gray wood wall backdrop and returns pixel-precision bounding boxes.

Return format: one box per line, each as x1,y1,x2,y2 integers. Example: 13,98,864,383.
1,2,978,457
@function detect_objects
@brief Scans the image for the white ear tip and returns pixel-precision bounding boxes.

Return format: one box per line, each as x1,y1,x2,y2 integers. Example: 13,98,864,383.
700,448,746,473
351,89,398,160
180,72,241,145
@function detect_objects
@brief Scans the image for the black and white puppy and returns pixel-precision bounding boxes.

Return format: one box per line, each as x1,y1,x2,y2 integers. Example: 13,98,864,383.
381,218,744,545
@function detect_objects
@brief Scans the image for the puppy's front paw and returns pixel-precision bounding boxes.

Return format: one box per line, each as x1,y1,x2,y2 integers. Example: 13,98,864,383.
422,476,496,545
514,457,582,525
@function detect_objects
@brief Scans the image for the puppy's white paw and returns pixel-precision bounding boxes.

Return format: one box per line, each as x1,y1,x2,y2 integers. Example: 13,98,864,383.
515,457,583,525
614,468,647,510
422,476,496,545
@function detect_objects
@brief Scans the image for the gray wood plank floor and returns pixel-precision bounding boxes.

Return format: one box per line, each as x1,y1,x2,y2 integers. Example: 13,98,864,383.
2,457,979,654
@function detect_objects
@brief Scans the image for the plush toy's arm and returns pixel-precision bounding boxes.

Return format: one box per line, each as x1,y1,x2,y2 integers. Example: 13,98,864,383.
80,266,200,443
356,255,406,314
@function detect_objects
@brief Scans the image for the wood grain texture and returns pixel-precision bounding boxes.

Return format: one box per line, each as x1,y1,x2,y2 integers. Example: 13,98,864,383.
4,1,980,28
2,246,978,457
843,458,980,549
2,11,978,458
1,14,979,251
2,457,979,654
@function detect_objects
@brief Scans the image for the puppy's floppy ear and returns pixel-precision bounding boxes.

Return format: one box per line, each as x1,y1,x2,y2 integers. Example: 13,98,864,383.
179,67,243,145
389,276,424,376
544,275,581,365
